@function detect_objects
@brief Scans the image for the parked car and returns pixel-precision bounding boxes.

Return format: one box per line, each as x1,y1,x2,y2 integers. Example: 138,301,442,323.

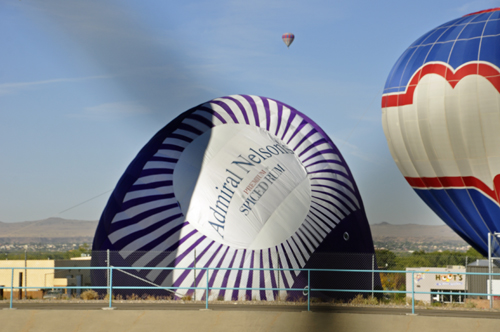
43,289,64,299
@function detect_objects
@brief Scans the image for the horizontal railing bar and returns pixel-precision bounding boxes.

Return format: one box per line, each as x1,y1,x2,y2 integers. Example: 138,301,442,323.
2,266,500,277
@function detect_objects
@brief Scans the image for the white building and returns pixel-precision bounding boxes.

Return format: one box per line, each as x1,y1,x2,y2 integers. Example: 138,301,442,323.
406,266,466,304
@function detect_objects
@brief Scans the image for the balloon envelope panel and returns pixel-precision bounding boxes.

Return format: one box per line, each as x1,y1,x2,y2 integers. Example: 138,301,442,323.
92,95,377,300
282,33,295,48
382,8,500,256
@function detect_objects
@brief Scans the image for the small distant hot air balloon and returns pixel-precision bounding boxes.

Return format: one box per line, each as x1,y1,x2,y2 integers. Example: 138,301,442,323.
282,33,294,48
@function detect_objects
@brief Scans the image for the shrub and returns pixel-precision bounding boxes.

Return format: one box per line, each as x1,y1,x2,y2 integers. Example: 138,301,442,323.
80,290,99,300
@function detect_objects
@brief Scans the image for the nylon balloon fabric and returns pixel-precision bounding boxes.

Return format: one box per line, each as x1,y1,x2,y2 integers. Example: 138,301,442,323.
382,8,500,256
282,33,294,48
92,95,378,301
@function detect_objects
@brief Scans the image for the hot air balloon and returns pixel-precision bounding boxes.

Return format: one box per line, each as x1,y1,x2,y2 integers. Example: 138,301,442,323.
382,8,500,256
92,95,379,301
282,33,294,48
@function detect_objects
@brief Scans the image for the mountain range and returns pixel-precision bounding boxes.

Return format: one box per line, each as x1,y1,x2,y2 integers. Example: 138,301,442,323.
0,218,467,245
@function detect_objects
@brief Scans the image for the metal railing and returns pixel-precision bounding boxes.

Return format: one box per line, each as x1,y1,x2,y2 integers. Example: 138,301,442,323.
1,266,500,314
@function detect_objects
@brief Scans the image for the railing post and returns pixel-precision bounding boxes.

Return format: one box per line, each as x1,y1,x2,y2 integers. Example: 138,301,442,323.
205,268,209,310
108,267,113,309
106,249,110,297
194,249,197,302
372,254,375,298
411,270,415,315
488,232,493,309
10,268,14,309
307,269,311,312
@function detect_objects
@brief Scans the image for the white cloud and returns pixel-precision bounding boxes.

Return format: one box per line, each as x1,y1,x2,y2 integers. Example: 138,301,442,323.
0,75,110,96
71,101,151,120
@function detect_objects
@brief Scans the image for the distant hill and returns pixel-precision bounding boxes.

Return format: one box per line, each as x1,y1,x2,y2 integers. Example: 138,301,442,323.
0,218,468,246
370,222,467,244
0,218,98,244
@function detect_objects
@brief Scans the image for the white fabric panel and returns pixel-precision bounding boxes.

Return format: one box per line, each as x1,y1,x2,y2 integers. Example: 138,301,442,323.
174,124,311,249
111,197,178,224
383,73,500,191
282,116,304,144
212,98,247,124
109,209,181,243
248,95,269,129
383,106,421,178
123,186,173,202
276,107,292,139
267,99,280,135
229,95,258,126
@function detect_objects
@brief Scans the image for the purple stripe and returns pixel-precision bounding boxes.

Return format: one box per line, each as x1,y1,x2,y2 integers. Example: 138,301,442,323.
287,119,307,145
187,244,223,296
150,156,178,163
275,103,283,136
290,235,309,261
206,247,230,299
280,243,295,275
139,168,174,177
168,133,194,143
152,229,202,289
307,213,333,237
295,229,314,254
276,246,290,290
187,113,215,129
115,220,186,264
311,189,352,213
108,205,180,236
267,248,278,299
305,216,327,238
310,177,356,195
218,250,239,299
241,95,260,127
172,240,215,288
178,123,204,136
261,97,271,131
312,194,347,218
298,138,328,158
173,235,207,266
210,100,239,124
121,192,175,211
231,249,247,300
198,106,227,124
310,204,338,228
259,251,267,300
129,180,172,192
222,96,250,125
308,169,350,180
304,159,343,169
246,251,254,301
301,148,338,164
293,127,316,151
302,221,323,243
160,144,185,152
281,112,296,141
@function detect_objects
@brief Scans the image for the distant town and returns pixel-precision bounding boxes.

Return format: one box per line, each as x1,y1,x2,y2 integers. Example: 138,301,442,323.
373,240,471,253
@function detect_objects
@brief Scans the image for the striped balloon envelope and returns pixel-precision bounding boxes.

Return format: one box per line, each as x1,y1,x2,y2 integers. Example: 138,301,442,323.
282,33,294,48
382,8,500,256
92,95,377,300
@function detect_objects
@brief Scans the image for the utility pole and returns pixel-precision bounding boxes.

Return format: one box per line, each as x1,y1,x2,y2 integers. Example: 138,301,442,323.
24,245,27,300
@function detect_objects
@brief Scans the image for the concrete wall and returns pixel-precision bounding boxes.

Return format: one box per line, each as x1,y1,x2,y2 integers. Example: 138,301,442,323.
0,258,91,299
0,310,499,332
0,260,55,299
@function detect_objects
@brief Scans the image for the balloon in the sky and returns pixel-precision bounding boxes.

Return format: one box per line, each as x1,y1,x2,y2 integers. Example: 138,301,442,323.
382,8,500,256
92,95,378,300
282,33,294,48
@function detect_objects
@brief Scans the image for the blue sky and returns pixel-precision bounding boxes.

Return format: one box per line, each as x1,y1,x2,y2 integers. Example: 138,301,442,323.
1,0,499,224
